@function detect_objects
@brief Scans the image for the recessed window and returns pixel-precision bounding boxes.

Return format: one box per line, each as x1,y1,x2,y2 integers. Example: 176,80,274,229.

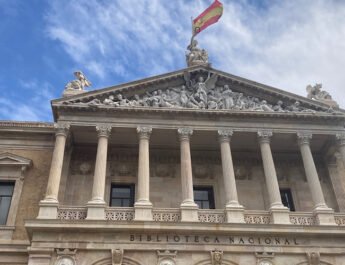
280,188,295,211
0,182,15,225
194,186,215,209
110,184,135,207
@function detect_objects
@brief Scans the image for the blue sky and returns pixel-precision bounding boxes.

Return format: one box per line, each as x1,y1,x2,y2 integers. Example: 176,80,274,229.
1,0,345,121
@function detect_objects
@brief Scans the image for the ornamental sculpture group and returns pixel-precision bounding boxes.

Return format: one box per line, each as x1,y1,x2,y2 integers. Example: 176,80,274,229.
70,73,335,113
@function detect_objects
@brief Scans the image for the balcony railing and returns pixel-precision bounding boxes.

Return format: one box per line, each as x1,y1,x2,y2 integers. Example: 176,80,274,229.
56,206,343,226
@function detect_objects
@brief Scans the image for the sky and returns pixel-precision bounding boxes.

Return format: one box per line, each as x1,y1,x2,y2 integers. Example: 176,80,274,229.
0,0,345,122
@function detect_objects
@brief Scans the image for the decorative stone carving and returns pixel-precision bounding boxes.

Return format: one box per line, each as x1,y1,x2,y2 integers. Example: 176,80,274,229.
56,249,77,265
297,132,313,146
96,124,112,138
336,133,345,146
79,162,92,175
306,252,320,265
67,72,331,114
65,71,91,91
218,129,233,142
306,83,338,107
137,126,152,139
211,250,223,265
157,250,177,265
154,163,175,178
112,249,124,265
257,130,273,143
186,40,209,67
54,122,70,137
256,252,274,265
234,165,251,180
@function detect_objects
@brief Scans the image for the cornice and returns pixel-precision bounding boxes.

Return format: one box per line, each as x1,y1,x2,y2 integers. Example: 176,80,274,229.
0,121,54,128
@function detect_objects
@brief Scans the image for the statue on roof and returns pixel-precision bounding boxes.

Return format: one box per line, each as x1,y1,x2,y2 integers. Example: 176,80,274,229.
65,71,91,91
306,83,338,107
186,40,209,67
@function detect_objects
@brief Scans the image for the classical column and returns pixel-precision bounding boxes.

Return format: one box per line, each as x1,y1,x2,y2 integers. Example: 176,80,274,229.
218,129,244,223
297,132,335,225
87,124,111,220
336,133,345,167
258,130,290,224
38,122,70,219
134,126,153,221
178,128,198,222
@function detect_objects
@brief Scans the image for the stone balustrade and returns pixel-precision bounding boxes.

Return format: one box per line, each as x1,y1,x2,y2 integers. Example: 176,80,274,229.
105,207,134,221
244,211,271,224
289,212,315,226
198,209,225,223
334,213,345,226
153,208,181,222
57,206,87,220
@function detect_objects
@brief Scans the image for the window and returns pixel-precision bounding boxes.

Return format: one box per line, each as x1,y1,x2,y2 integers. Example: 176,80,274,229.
110,184,135,207
0,182,14,225
194,186,215,209
280,188,295,211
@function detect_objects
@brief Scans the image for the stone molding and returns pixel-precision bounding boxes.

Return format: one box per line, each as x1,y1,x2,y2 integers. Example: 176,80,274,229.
96,124,112,138
54,122,70,137
297,132,313,146
257,130,273,144
218,129,233,143
178,128,193,141
137,126,152,140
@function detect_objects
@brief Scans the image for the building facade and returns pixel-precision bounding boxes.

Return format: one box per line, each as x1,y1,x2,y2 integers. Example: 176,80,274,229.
1,64,345,265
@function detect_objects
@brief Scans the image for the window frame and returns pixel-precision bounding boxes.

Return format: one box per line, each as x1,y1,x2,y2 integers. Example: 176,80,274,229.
110,183,135,207
0,181,15,225
280,188,296,211
193,186,215,209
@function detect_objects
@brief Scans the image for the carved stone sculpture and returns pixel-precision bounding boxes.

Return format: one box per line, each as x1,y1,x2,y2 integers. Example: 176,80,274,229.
306,83,338,107
186,40,209,67
211,250,223,265
112,249,124,265
306,252,320,265
157,250,177,265
65,71,91,91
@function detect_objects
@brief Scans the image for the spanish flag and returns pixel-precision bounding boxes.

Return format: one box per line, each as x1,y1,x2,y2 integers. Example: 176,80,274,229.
193,0,223,36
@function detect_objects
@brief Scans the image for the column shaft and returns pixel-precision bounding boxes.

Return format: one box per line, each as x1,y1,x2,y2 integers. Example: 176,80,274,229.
90,124,111,203
258,131,284,209
298,133,327,209
45,123,70,202
218,130,240,206
136,127,152,205
337,133,345,167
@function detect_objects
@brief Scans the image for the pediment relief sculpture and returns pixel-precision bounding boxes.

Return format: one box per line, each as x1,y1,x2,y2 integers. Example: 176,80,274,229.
64,72,336,114
306,83,338,107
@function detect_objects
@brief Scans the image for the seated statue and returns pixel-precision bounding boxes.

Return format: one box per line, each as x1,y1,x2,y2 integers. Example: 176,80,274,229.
306,83,338,107
186,40,209,67
65,71,91,91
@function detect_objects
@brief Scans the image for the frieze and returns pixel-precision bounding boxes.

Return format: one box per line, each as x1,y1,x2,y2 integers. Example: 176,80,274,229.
129,234,300,246
64,72,337,114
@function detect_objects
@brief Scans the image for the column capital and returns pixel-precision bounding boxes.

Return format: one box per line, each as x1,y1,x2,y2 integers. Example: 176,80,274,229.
137,126,152,140
54,122,70,137
297,132,312,146
178,127,193,141
96,124,112,138
218,129,233,143
257,130,273,144
336,133,345,146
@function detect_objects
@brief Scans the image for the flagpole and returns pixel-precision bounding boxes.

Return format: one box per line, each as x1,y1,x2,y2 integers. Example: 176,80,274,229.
190,16,194,46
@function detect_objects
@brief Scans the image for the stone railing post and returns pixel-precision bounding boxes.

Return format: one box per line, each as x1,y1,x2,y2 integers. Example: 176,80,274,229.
38,122,70,219
218,129,244,223
87,124,112,220
178,128,198,222
134,126,153,221
297,132,335,225
258,130,290,224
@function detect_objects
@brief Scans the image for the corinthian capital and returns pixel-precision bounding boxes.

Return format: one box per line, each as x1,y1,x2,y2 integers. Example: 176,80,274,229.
218,129,233,143
137,126,152,140
178,127,193,141
297,132,312,146
54,122,70,137
336,133,345,146
96,124,112,138
257,130,273,144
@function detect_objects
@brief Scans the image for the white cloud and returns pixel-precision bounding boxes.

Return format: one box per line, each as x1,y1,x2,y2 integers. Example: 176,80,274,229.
45,0,345,108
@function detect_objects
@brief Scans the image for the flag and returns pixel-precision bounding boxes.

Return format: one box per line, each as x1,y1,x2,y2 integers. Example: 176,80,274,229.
193,0,223,36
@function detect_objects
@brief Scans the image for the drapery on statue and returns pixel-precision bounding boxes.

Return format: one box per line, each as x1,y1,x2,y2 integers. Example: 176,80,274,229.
65,71,91,91
186,39,209,67
306,83,338,107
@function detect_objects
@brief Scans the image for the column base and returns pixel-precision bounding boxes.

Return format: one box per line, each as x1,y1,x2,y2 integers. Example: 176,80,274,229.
269,206,291,224
134,202,153,221
180,202,199,222
313,206,336,225
86,201,106,220
37,200,58,219
225,204,245,223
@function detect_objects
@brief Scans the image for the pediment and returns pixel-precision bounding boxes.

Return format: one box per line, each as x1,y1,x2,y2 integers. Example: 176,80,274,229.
0,152,32,167
52,66,344,117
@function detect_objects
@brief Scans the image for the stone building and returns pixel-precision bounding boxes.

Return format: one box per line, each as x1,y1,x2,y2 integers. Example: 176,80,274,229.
1,54,345,265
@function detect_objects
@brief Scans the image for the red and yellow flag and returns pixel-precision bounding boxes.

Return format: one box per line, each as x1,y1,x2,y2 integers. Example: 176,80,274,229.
193,0,223,36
